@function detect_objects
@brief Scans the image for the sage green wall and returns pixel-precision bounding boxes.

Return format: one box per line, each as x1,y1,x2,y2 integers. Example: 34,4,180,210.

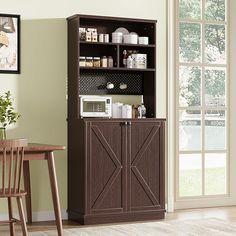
0,0,167,216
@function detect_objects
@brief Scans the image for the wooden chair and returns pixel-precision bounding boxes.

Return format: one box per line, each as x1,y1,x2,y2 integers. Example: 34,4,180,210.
0,139,28,236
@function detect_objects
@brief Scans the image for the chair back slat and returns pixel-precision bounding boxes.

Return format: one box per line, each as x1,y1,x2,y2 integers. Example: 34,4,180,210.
0,139,28,196
17,147,24,192
13,147,20,193
2,149,6,194
8,148,13,193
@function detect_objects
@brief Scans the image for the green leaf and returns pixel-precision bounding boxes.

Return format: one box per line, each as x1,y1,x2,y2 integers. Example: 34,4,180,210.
0,91,21,128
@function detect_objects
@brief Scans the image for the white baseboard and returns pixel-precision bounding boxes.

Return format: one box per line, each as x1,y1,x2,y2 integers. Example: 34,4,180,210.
0,209,68,222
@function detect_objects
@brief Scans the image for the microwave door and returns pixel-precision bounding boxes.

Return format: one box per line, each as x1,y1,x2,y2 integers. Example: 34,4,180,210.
83,101,106,113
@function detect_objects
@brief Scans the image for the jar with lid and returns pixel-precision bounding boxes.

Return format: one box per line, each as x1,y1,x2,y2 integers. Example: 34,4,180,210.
101,56,108,67
104,34,109,43
99,34,104,42
108,56,113,68
86,31,92,42
85,57,93,67
137,103,146,118
93,57,101,67
79,56,86,67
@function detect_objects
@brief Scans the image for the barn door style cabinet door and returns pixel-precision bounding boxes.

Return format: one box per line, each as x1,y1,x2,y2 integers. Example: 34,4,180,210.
68,119,165,224
67,14,166,225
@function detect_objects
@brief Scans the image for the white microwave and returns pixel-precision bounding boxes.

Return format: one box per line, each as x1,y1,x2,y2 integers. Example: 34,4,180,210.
80,96,112,118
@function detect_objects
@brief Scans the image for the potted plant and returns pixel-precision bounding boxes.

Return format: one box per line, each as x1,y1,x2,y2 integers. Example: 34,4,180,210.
0,91,20,139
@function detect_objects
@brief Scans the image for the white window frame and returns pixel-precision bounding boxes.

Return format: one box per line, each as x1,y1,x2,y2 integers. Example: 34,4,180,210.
173,0,230,205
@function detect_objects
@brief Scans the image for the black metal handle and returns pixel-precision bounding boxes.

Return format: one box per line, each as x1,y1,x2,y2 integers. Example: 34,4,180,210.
127,121,131,126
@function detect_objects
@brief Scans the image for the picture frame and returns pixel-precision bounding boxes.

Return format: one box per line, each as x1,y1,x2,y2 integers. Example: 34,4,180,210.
0,13,20,74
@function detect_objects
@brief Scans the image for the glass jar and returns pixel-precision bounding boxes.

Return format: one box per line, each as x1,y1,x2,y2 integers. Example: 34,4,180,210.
101,56,108,67
85,57,93,67
79,56,86,67
108,56,113,68
93,57,101,67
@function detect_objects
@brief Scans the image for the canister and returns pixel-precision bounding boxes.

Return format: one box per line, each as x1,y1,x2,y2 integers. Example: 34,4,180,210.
99,34,104,42
112,103,123,118
122,104,132,118
104,34,109,43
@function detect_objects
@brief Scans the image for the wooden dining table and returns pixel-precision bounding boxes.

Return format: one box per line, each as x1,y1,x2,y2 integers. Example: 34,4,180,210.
23,143,66,236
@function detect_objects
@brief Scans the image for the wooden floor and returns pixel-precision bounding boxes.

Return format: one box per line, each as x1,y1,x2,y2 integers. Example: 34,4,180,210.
1,206,236,233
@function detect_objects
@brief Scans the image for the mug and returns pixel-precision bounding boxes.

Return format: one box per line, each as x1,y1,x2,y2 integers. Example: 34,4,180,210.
106,82,114,89
119,82,127,90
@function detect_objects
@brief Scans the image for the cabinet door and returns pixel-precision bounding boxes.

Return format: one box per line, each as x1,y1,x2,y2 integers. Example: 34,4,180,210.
86,121,125,214
128,121,165,212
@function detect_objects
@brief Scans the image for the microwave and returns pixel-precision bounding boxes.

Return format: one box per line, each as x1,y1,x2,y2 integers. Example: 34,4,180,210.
80,96,112,118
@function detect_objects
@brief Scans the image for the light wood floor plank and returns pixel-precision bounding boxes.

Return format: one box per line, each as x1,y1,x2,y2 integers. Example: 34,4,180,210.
1,206,236,234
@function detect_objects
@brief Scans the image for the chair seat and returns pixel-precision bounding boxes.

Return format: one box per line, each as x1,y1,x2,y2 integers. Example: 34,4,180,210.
0,189,27,197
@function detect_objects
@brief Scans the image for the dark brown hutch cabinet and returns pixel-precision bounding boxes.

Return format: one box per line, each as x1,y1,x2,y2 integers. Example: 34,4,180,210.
67,14,166,225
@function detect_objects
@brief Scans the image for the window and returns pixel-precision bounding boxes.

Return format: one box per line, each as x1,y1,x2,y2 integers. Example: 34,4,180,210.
176,0,228,199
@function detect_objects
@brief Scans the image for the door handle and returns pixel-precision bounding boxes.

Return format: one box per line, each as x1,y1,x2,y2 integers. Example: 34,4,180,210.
121,121,131,126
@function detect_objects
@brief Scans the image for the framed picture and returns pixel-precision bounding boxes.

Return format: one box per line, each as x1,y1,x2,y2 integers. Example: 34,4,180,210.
0,14,20,74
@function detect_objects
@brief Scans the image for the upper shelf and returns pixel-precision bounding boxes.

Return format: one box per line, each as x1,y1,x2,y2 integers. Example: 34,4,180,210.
80,67,156,72
80,41,155,48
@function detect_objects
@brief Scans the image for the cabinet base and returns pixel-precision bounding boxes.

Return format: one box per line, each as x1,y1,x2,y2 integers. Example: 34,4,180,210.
68,210,165,225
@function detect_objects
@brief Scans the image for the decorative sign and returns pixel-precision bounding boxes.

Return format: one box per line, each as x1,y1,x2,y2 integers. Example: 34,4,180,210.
0,14,20,73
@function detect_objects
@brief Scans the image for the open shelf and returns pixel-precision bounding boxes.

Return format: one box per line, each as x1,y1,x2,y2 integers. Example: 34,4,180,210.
80,41,155,48
79,67,155,72
68,13,157,117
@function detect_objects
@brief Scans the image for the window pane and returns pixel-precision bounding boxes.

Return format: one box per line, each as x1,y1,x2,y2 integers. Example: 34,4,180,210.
179,154,202,197
179,0,201,20
180,23,201,63
205,68,226,107
179,110,201,151
205,0,226,21
205,153,226,195
179,66,201,107
205,110,226,150
205,24,226,64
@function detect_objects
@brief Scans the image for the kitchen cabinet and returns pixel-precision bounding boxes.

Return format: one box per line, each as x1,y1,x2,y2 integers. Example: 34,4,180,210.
67,14,166,225
68,119,165,224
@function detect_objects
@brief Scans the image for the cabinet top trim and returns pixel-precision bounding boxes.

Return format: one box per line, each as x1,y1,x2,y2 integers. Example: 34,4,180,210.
67,14,157,24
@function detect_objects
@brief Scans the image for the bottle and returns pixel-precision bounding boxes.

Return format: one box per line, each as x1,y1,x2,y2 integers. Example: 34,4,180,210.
127,55,133,68
137,96,146,118
101,56,108,67
108,56,113,67
123,50,128,67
